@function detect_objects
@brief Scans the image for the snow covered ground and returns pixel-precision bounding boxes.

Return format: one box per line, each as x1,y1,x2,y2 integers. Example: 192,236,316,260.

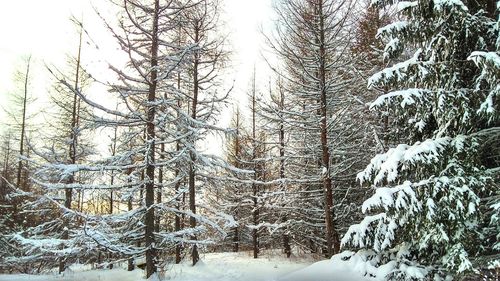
0,251,371,281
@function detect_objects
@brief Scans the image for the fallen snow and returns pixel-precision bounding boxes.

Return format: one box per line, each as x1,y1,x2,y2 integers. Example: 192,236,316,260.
163,251,311,281
280,259,371,281
0,251,374,281
0,268,143,281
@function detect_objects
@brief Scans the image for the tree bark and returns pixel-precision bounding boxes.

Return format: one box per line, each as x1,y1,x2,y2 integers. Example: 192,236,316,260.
317,0,340,257
144,0,160,277
278,83,291,258
155,142,164,233
188,19,201,266
59,22,83,272
232,110,240,253
251,70,259,259
127,176,134,271
16,56,31,192
175,73,183,264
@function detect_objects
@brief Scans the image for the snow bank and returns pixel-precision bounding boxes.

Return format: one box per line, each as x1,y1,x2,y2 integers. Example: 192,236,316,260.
280,252,373,281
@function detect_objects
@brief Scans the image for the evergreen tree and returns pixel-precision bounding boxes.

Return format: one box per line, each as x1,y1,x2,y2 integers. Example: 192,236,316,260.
342,0,499,279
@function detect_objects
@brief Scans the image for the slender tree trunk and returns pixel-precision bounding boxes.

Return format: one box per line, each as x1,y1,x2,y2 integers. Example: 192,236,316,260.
127,176,134,271
317,0,340,257
251,70,259,259
59,23,84,273
2,135,12,229
175,75,183,264
189,21,200,266
2,137,11,196
278,83,291,258
232,111,240,253
174,166,182,264
16,56,31,192
107,121,118,269
155,142,164,233
144,0,160,277
109,116,118,215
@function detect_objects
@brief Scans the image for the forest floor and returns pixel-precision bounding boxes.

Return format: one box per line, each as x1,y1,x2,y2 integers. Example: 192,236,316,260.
0,251,371,281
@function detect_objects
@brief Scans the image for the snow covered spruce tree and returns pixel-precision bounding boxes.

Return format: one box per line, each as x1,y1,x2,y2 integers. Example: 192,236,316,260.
342,0,499,279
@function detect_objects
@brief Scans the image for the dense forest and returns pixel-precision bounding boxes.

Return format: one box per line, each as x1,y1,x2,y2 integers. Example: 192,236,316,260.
0,0,498,280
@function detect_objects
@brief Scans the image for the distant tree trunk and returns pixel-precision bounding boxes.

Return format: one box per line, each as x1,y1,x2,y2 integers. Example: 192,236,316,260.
108,120,118,269
174,163,182,264
109,114,118,215
16,56,31,192
188,19,201,266
155,141,164,233
232,110,240,253
251,71,259,259
1,135,11,194
278,82,291,258
175,75,183,264
144,0,160,277
59,22,84,272
1,133,13,229
127,176,134,271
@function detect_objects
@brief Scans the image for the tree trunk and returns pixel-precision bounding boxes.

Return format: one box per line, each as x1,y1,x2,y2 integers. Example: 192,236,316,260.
175,76,183,264
174,169,182,263
127,179,134,271
278,84,291,258
189,20,201,266
251,70,259,259
59,22,84,272
16,56,31,192
232,111,240,253
144,0,160,277
317,0,340,257
155,142,164,233
108,121,118,269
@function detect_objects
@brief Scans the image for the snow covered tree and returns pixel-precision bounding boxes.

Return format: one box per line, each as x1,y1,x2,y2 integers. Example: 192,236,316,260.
1,56,38,196
265,0,366,257
177,0,230,265
0,130,20,272
0,56,41,270
214,107,249,253
6,0,232,277
342,0,499,279
5,21,99,273
254,77,294,258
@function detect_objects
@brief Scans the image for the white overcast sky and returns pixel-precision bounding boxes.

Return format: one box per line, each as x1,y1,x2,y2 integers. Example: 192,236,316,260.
0,0,275,135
